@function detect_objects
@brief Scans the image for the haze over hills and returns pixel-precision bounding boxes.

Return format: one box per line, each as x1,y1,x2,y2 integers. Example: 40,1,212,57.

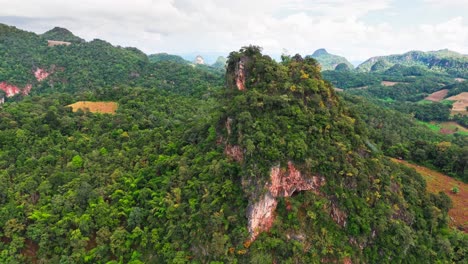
0,23,466,263
308,48,354,71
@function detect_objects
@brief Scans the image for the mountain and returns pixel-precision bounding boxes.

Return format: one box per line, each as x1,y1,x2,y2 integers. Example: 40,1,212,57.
308,48,354,71
357,49,468,77
0,24,466,263
147,53,189,64
211,56,227,69
41,27,84,43
0,23,222,99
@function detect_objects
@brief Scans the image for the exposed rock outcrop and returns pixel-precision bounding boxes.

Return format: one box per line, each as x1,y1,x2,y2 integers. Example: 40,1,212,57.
194,55,205,65
0,82,32,97
269,162,324,197
0,82,20,97
225,144,243,162
235,57,247,91
247,162,325,241
247,192,278,240
34,68,50,81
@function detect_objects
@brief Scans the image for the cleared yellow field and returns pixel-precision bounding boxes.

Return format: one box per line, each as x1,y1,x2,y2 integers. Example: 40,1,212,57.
67,101,118,114
392,159,467,233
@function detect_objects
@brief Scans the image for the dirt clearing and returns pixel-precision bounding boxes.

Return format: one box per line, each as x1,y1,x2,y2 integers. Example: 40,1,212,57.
392,159,467,232
67,101,118,114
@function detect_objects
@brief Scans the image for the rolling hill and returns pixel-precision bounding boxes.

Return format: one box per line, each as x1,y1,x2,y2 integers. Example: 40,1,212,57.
308,48,354,71
356,49,468,77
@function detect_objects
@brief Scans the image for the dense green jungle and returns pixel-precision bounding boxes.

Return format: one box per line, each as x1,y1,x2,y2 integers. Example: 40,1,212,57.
0,24,466,263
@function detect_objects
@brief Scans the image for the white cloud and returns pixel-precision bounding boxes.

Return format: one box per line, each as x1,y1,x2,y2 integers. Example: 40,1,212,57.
0,0,466,61
423,0,468,9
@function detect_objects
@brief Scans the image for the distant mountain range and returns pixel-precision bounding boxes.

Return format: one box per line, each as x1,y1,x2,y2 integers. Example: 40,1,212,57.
308,49,354,71
356,49,468,78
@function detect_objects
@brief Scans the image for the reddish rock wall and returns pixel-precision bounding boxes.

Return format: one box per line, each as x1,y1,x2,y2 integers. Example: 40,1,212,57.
235,58,246,91
269,162,323,197
0,82,21,97
247,162,326,241
247,192,277,240
34,68,50,81
0,82,32,97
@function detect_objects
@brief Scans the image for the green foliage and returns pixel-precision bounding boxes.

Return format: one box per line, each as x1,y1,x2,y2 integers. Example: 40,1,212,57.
41,27,85,43
0,25,466,263
147,53,188,64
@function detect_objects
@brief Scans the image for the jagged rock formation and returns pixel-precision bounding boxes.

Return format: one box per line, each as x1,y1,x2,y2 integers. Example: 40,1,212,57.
234,57,247,91
224,46,350,242
194,55,205,65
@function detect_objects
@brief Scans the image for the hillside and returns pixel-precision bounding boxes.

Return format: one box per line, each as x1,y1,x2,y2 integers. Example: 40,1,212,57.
0,23,223,100
212,56,227,69
309,48,354,71
41,27,84,43
0,24,466,263
148,53,189,64
356,49,468,78
392,159,467,232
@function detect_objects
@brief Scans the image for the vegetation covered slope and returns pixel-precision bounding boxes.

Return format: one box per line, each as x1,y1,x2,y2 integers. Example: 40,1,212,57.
0,23,466,263
41,27,85,43
0,23,223,98
308,48,354,71
356,49,468,78
148,53,189,64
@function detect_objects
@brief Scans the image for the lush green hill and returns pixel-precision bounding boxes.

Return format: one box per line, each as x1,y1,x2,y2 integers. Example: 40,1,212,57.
357,49,468,78
0,24,466,263
148,53,189,64
41,27,84,43
211,56,227,69
308,48,354,71
0,23,222,98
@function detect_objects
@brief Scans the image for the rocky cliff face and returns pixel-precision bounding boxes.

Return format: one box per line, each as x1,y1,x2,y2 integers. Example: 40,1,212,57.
0,67,50,100
234,57,247,91
194,55,205,65
247,162,325,241
0,82,31,97
34,68,50,81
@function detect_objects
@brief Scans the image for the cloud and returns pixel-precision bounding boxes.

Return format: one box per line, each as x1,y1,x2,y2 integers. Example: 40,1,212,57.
423,0,468,9
0,0,466,61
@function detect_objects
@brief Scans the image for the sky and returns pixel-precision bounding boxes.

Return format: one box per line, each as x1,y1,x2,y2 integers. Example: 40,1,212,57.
0,0,467,63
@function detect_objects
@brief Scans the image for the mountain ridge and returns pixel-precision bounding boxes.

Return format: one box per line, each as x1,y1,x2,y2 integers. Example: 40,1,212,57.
357,49,468,77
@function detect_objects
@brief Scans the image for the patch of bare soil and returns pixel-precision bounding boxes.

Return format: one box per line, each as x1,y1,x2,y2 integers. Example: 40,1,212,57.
425,89,448,102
